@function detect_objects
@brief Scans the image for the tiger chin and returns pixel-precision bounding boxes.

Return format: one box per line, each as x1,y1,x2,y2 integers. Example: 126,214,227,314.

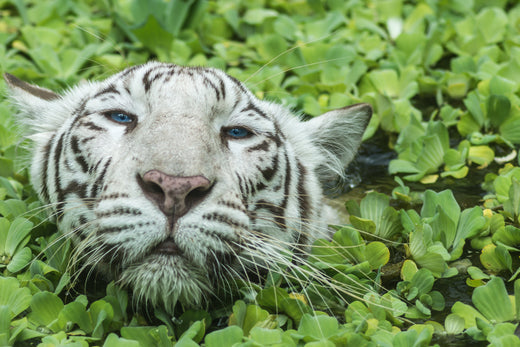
4,62,371,312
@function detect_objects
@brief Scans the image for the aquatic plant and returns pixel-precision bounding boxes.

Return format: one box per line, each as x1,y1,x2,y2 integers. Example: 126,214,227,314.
1,0,520,345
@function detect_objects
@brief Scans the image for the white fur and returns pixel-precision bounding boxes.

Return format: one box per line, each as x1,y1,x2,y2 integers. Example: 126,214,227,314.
5,62,371,310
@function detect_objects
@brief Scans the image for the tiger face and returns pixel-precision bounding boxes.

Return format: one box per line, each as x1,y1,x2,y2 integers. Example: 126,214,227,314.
5,62,371,310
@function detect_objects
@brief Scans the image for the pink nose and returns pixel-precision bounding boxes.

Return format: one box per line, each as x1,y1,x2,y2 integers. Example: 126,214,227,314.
139,170,212,225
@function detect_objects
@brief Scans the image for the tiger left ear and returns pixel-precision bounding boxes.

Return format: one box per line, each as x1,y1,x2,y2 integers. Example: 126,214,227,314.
304,103,372,181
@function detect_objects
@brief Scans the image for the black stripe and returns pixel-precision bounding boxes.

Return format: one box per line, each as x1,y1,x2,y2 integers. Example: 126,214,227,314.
248,140,270,152
118,64,144,79
53,131,66,204
143,67,163,92
56,181,88,221
70,136,89,173
277,152,291,230
236,174,247,198
253,180,266,193
294,160,310,249
80,136,96,144
90,158,112,197
101,192,130,200
97,221,152,234
241,101,268,119
79,120,104,132
202,212,248,229
40,139,52,203
296,161,311,221
93,84,120,99
202,76,221,100
217,200,246,213
219,77,226,100
96,207,143,218
73,99,88,118
228,75,249,95
260,151,279,182
206,70,228,101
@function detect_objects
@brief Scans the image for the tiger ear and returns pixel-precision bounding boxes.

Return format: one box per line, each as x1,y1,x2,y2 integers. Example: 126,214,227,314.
304,103,372,181
4,73,60,102
4,73,63,133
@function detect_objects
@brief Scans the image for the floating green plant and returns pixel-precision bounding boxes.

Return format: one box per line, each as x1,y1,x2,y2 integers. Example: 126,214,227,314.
451,277,520,345
402,190,486,276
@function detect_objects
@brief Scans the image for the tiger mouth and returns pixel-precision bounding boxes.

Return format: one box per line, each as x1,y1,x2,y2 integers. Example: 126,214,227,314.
154,238,183,256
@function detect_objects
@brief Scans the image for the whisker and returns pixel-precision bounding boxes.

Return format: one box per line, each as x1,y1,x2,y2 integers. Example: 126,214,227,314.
251,57,352,88
245,30,347,83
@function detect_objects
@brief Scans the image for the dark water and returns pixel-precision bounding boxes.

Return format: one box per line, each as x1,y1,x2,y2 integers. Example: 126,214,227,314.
332,133,487,208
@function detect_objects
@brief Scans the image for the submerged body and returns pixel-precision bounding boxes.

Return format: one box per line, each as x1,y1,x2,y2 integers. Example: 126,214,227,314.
5,62,371,311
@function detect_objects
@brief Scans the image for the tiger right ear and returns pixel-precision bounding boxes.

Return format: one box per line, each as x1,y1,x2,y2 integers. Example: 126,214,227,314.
4,73,60,102
4,73,66,134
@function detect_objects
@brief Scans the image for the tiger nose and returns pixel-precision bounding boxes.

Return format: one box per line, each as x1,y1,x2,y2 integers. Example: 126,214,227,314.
139,170,213,222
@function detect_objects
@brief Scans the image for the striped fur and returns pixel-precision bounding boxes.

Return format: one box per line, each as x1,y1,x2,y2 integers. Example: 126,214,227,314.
5,62,371,311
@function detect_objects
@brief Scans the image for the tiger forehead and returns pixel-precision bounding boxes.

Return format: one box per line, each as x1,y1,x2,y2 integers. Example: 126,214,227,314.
122,64,239,103
89,64,276,128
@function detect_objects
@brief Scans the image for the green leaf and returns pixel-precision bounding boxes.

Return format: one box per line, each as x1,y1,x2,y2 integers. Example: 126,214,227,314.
120,326,162,347
500,117,520,144
28,291,64,330
488,94,511,128
178,320,204,344
256,287,290,311
368,69,400,98
504,178,520,220
414,252,447,277
243,8,278,25
59,301,92,334
480,244,511,272
174,310,210,343
410,269,435,296
5,217,33,257
0,218,9,254
494,225,520,247
452,301,487,328
0,177,20,199
132,16,174,60
421,190,460,223
365,242,390,269
429,291,445,311
297,314,339,341
249,327,283,345
103,333,140,347
90,300,115,339
204,326,243,347
472,277,515,323
445,314,465,334
330,227,365,263
468,146,495,166
463,91,485,127
0,277,31,318
242,304,270,336
6,247,32,273
280,298,312,324
476,8,508,44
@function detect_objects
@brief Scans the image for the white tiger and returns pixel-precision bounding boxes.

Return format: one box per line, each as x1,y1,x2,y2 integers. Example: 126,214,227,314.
4,62,371,311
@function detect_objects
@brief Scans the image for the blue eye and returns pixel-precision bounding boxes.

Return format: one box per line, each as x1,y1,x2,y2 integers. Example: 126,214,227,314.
226,127,251,138
109,112,133,123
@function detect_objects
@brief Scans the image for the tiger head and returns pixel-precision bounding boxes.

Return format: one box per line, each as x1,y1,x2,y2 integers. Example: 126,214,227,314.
5,62,371,311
